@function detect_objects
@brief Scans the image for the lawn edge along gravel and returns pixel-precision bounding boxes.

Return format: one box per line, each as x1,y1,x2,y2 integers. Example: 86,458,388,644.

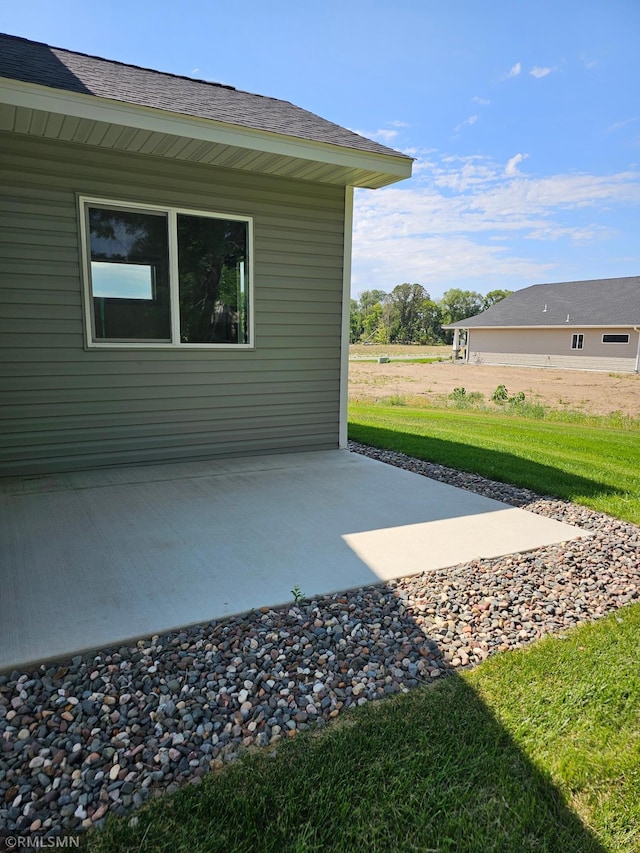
0,443,637,837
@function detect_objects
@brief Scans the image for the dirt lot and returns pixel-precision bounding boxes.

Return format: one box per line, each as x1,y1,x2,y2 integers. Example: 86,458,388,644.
349,360,640,417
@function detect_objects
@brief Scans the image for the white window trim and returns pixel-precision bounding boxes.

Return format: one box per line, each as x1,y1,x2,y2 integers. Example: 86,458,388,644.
602,333,630,344
570,333,584,350
78,195,255,350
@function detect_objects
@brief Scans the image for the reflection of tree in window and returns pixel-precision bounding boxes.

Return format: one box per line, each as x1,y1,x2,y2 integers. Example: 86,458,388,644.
177,215,248,344
89,209,170,340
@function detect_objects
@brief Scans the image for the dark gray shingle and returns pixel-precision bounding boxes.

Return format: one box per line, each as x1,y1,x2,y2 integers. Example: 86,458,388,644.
448,276,640,328
0,33,411,160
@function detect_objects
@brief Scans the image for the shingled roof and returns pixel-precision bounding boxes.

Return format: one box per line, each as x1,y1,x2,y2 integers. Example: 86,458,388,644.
446,276,640,328
0,32,408,160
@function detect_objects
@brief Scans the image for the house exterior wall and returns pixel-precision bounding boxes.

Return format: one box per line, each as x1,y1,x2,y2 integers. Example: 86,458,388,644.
467,327,638,372
0,132,347,475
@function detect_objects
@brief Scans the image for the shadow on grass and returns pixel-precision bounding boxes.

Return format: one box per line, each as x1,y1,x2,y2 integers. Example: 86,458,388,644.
349,421,626,503
85,594,609,853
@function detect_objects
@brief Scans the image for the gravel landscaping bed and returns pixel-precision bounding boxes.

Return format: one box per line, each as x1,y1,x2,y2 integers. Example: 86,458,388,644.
1,443,638,838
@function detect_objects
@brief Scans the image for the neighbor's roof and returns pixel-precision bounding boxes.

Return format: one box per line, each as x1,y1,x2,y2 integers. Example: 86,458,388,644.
0,32,410,162
445,276,640,329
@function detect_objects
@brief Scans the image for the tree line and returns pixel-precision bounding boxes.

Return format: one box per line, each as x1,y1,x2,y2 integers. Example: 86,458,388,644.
350,284,512,345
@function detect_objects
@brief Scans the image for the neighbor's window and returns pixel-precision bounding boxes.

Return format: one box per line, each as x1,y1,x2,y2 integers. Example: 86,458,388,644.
602,333,629,344
571,333,584,350
82,199,251,347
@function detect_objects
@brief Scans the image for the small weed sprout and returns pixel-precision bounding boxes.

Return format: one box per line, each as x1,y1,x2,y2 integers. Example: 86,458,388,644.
291,585,304,604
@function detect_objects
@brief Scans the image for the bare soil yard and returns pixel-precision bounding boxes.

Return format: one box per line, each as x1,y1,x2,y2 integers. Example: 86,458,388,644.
349,359,640,417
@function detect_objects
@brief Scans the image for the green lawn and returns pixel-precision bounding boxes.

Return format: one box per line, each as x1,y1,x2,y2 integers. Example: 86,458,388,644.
349,402,640,524
86,605,640,852
83,401,639,851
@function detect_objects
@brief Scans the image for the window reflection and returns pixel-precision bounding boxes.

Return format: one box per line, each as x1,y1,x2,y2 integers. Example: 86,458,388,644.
91,262,154,300
89,208,171,341
177,214,248,344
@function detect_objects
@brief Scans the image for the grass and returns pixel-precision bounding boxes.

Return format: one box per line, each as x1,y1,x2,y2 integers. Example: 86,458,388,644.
440,394,640,430
83,387,639,851
352,388,640,431
349,402,640,524
85,606,640,852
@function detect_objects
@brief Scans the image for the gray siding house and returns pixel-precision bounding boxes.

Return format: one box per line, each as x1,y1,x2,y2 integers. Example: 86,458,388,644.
445,277,640,373
0,34,412,476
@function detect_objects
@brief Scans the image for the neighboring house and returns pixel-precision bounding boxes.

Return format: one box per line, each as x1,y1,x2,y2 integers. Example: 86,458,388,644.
0,34,412,476
444,276,640,373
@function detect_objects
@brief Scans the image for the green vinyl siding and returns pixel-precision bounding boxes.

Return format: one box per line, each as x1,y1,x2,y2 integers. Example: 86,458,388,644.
0,133,346,474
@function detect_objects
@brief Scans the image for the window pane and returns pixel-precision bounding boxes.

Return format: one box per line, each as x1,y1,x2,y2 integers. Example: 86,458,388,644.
177,214,248,344
89,207,170,341
602,334,629,344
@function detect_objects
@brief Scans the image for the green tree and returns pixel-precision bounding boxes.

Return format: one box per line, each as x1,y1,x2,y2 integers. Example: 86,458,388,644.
349,298,364,343
385,283,425,342
421,297,444,344
482,289,513,310
355,290,388,342
358,289,387,311
362,301,384,340
439,288,484,343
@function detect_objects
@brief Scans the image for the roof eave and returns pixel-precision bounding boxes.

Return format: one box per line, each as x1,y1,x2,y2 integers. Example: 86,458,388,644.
0,76,413,188
443,322,640,329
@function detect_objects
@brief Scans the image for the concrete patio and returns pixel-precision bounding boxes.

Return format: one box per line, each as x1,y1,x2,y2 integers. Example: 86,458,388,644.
0,449,588,671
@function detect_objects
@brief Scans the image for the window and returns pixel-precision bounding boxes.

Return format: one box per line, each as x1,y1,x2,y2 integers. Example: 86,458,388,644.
571,333,584,350
81,198,252,347
602,333,630,344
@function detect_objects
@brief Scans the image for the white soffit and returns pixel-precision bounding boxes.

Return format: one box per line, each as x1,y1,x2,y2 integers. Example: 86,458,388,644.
0,78,413,189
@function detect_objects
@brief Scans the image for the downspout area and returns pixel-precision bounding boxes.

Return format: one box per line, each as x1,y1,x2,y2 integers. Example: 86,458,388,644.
634,326,640,373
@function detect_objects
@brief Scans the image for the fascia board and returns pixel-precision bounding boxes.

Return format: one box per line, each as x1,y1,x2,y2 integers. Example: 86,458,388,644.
0,77,413,183
443,323,640,330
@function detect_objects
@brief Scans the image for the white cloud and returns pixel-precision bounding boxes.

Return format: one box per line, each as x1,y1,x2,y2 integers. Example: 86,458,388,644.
472,96,490,106
454,114,479,132
352,127,399,144
191,67,200,75
350,127,398,145
351,153,640,294
607,117,640,133
433,155,496,190
530,66,555,78
505,153,529,176
507,62,521,78
351,122,410,143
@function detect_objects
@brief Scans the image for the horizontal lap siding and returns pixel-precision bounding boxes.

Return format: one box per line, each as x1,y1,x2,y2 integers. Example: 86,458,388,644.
0,134,346,474
468,329,638,373
470,352,636,372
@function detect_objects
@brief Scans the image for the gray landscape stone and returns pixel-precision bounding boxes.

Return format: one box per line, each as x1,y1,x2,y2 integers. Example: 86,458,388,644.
0,443,637,837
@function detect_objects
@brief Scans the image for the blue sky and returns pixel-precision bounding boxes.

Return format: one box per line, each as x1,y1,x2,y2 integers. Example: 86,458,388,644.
4,0,640,299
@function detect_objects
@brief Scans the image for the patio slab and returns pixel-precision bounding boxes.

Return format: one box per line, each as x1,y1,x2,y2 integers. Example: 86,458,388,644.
0,449,588,670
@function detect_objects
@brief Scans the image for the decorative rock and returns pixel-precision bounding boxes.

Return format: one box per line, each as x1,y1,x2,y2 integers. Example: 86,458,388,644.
0,443,636,837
